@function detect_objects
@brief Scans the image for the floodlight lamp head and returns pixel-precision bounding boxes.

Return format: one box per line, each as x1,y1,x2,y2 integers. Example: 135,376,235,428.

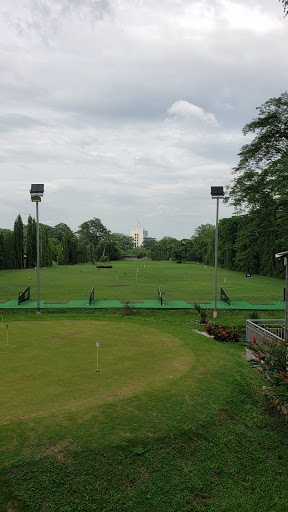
275,251,288,259
30,184,44,202
211,186,224,199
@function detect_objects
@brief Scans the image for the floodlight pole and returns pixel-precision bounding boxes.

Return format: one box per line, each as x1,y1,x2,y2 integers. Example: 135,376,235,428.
214,197,220,319
30,184,44,314
211,187,224,319
36,201,40,313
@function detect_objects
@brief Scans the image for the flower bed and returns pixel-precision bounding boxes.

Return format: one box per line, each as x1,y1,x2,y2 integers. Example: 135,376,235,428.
204,323,241,342
247,334,288,403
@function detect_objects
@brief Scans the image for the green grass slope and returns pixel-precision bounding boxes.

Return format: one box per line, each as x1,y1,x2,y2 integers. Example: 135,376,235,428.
1,312,288,511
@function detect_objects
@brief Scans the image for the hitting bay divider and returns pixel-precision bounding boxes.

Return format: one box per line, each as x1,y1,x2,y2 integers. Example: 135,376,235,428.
18,286,30,306
158,286,165,306
221,286,230,306
88,285,95,305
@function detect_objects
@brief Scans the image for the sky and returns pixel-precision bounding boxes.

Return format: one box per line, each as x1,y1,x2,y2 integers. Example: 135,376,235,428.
0,0,287,240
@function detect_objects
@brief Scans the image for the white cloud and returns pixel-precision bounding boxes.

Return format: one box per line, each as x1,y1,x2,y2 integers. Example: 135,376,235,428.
167,100,219,127
219,0,282,33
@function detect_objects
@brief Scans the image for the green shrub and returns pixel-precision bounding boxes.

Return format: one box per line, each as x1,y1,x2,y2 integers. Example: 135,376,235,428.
100,255,110,263
193,303,208,324
122,299,135,316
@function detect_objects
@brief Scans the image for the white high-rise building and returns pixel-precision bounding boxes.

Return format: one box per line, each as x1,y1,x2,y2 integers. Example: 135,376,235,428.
130,227,148,247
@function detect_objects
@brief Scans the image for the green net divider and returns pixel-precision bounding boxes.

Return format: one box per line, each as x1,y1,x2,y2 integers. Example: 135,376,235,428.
89,285,95,305
220,286,230,306
18,286,30,305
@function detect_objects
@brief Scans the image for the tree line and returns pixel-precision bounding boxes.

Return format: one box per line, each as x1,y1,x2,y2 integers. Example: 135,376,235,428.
0,216,136,270
0,215,53,270
223,91,288,279
0,215,215,269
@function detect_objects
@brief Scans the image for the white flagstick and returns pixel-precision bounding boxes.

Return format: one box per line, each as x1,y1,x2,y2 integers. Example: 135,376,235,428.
96,341,100,372
6,324,8,346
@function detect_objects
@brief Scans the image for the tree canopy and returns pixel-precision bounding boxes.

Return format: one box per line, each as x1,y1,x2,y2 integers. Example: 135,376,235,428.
14,215,24,269
224,91,288,278
280,0,288,16
226,91,288,212
77,218,108,264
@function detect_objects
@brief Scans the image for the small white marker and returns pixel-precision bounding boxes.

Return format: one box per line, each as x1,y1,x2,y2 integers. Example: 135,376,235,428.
96,341,100,372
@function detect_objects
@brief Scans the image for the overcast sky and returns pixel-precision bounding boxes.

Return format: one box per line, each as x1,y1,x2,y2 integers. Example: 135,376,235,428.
0,0,287,240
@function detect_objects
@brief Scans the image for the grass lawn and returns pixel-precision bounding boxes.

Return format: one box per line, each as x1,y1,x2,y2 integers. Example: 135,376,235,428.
0,260,285,303
1,310,288,511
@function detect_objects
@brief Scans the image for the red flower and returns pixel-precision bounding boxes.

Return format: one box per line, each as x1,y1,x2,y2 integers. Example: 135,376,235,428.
257,351,261,362
252,336,256,344
260,339,263,346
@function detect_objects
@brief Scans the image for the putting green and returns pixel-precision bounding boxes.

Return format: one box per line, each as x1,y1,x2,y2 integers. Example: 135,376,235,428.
0,320,193,423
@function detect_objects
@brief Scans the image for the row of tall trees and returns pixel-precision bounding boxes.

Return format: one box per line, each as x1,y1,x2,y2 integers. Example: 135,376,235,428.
217,214,284,278
138,225,215,264
0,215,53,270
0,216,135,269
222,91,288,278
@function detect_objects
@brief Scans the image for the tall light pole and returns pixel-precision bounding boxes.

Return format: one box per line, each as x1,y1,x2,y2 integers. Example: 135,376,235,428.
211,186,224,319
30,184,44,313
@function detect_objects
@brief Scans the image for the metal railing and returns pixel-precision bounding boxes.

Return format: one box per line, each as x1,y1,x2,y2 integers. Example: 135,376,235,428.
246,319,285,345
